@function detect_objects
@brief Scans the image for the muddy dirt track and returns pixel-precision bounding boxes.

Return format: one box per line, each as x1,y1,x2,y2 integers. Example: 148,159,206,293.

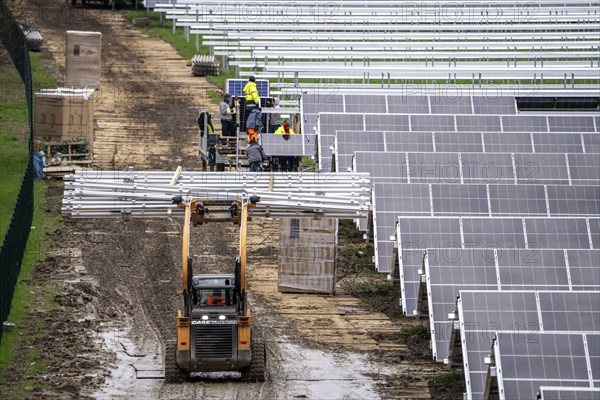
4,0,444,398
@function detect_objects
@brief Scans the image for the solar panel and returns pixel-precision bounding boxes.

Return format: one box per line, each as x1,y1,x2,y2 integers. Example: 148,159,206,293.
385,131,435,152
410,114,455,132
461,153,514,184
537,387,600,400
568,154,600,184
386,95,429,114
583,133,600,153
334,130,385,172
566,249,600,289
461,218,526,249
532,132,585,153
547,186,600,216
538,291,600,331
354,151,407,184
496,249,571,291
397,217,463,311
502,115,548,132
300,93,344,156
514,153,570,185
364,114,409,131
493,332,598,400
525,218,593,249
456,115,502,132
483,131,532,153
431,184,488,215
435,132,483,152
430,96,472,115
260,133,306,156
344,94,386,114
548,116,596,132
407,152,461,183
473,96,516,115
488,184,547,216
425,248,498,362
372,183,431,271
226,79,270,98
318,113,364,171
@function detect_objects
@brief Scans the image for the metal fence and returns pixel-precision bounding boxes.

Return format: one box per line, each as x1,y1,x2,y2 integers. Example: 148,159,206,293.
0,0,34,343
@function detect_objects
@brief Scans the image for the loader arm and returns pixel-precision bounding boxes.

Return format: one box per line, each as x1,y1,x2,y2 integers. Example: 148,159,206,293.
181,202,192,316
239,198,249,300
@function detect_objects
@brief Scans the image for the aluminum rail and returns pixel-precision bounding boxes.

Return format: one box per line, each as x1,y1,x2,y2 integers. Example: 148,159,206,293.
173,0,599,5
239,65,598,75
189,22,599,32
158,0,600,10
234,61,599,70
62,172,373,218
204,32,599,40
227,50,599,60
161,7,599,16
275,86,600,95
171,15,598,26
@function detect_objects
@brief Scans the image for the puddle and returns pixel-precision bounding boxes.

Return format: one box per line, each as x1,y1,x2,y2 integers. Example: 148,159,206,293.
94,329,383,399
276,341,381,400
94,329,163,399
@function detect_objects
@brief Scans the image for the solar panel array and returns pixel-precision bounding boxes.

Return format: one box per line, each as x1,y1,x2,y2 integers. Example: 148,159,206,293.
493,332,599,400
300,91,600,399
458,291,600,399
538,387,600,400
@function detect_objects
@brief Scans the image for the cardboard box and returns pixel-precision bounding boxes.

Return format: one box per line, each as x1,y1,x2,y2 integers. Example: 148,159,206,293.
66,31,102,89
34,89,94,140
278,218,338,294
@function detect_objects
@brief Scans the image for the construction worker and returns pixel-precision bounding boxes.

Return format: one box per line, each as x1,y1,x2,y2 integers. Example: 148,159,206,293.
269,97,282,133
219,93,236,137
243,76,260,110
274,120,295,135
206,290,226,306
247,138,267,172
274,121,298,171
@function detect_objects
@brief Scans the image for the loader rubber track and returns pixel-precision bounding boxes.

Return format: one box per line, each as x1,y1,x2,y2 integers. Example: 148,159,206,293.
164,340,187,383
241,338,266,382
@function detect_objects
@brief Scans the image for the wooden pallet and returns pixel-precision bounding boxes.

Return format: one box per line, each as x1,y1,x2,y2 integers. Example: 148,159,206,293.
36,138,94,166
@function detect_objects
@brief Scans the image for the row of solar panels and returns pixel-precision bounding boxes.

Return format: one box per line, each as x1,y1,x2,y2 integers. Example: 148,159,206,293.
454,291,599,399
423,249,599,361
317,112,599,169
334,130,600,172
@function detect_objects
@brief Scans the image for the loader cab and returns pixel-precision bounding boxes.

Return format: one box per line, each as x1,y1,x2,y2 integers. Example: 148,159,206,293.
191,275,237,311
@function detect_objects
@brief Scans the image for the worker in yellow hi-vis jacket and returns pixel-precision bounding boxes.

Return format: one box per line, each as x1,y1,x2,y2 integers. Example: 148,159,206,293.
243,76,260,110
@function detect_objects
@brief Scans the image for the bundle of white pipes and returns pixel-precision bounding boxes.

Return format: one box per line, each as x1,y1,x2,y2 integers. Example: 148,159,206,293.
62,171,371,219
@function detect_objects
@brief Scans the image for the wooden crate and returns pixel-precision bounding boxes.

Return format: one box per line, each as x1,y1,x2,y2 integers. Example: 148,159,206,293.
65,31,102,89
34,89,94,141
278,218,338,294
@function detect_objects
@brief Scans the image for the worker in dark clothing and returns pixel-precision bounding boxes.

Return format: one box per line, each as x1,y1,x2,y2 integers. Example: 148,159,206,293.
219,93,236,137
247,139,267,172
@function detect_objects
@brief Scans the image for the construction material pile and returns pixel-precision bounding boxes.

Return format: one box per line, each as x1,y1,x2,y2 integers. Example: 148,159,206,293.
191,54,219,76
22,23,43,51
62,171,371,219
